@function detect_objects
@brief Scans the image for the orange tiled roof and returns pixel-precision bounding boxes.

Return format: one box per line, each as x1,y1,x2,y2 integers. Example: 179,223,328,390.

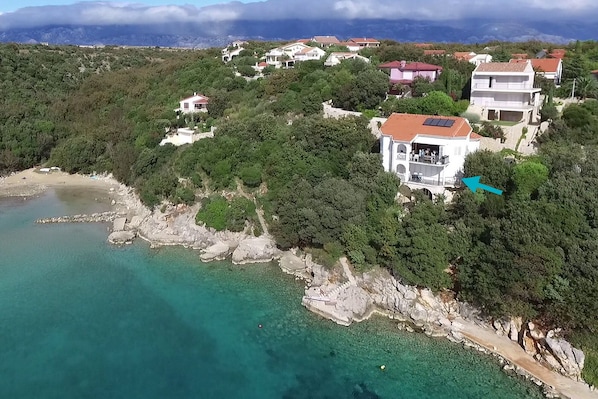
475,62,530,73
349,37,380,43
414,43,433,48
454,51,475,60
511,53,529,59
380,113,472,142
510,58,561,73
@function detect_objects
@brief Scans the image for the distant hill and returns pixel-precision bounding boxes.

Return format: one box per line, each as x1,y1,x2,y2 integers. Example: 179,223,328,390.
1,19,596,47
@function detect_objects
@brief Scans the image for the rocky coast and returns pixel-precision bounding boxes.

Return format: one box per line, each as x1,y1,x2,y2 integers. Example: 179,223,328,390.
2,168,597,399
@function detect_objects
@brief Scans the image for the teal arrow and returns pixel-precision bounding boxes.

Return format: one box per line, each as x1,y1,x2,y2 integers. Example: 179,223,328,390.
461,176,503,195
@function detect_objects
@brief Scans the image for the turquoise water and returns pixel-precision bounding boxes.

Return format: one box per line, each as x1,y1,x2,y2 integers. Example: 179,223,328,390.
0,190,544,399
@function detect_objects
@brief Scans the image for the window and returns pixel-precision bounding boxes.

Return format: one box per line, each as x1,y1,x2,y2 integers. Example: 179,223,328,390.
454,146,461,156
488,77,493,88
183,102,189,109
194,103,203,110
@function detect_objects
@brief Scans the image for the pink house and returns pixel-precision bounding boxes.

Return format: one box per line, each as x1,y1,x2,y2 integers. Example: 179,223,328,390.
378,61,443,85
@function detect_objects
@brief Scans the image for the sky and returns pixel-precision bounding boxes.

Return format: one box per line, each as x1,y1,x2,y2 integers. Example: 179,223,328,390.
1,0,597,29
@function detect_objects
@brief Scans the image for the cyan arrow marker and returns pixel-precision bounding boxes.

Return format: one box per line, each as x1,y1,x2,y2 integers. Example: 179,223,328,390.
461,176,503,195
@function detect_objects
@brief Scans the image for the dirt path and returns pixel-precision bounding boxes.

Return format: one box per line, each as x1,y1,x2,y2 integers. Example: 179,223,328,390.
235,179,269,235
455,322,597,399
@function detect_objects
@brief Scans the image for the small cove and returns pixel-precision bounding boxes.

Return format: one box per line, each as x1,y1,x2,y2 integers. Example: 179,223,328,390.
0,191,545,399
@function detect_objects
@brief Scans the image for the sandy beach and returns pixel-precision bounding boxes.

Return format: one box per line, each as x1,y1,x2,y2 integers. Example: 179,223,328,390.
0,168,121,198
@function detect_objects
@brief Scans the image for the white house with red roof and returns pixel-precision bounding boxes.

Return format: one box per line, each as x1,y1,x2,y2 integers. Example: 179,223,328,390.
378,61,443,85
380,113,481,197
348,37,380,47
311,35,341,47
176,93,209,114
264,42,325,68
510,58,563,85
470,61,542,123
221,40,247,63
324,52,370,67
453,52,493,66
337,41,361,52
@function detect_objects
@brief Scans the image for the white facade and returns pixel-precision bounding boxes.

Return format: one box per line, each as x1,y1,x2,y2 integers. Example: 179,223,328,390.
470,62,541,122
324,52,370,66
265,43,323,68
176,94,209,114
159,128,215,147
294,47,326,62
380,115,480,198
469,53,493,66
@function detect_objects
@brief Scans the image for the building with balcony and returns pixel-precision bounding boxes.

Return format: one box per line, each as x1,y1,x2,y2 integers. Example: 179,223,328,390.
380,113,481,198
470,61,541,123
264,42,325,68
509,58,563,85
175,93,209,114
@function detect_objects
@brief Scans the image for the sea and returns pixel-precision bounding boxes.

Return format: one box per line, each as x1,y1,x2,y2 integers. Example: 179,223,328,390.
0,189,545,399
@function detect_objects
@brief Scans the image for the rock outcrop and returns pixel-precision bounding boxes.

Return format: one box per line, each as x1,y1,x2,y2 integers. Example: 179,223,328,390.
107,230,136,245
200,241,233,262
283,252,588,385
231,235,281,264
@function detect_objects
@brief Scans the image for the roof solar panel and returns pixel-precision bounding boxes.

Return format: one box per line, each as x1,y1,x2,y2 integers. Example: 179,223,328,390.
423,118,434,126
445,120,455,127
440,119,451,127
430,119,441,126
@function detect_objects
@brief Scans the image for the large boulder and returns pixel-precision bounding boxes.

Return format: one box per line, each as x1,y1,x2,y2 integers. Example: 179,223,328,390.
108,230,135,245
231,235,281,264
200,241,232,262
544,330,585,379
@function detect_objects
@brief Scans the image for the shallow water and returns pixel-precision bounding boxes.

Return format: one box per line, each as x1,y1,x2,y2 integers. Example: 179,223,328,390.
0,191,544,399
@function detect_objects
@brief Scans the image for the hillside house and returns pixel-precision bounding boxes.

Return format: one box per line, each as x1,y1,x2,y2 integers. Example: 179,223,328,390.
510,58,563,85
221,40,247,62
337,41,362,52
348,37,380,47
311,36,341,48
264,42,325,68
380,113,481,198
453,52,493,66
424,49,446,56
176,93,209,114
378,61,443,85
470,61,541,123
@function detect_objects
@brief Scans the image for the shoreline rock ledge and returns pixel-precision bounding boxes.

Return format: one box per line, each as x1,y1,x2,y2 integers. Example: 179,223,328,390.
279,252,594,398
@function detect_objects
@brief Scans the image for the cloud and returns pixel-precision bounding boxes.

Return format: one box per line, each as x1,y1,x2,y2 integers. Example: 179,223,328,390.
1,0,597,30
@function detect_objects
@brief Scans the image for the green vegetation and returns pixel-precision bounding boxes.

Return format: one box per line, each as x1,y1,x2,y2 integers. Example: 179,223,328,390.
195,196,256,232
4,40,598,383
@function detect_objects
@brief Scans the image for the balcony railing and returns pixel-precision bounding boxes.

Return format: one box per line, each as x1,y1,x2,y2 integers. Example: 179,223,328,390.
409,175,457,186
408,154,449,165
473,83,533,90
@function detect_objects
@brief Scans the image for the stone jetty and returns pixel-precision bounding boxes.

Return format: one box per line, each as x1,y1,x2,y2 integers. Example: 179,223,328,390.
35,211,123,224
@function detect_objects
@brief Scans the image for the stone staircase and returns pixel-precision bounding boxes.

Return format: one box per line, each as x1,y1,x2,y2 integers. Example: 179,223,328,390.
326,281,353,299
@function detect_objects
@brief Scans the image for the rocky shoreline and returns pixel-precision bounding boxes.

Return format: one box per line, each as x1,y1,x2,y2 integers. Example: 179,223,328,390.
22,177,598,399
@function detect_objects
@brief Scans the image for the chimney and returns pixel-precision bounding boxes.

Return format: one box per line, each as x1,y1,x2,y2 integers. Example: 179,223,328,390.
400,60,406,68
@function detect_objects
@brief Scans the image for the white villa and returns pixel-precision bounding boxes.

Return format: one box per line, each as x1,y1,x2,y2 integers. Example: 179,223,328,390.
509,58,563,85
470,61,541,123
221,40,247,63
324,52,370,67
175,93,209,114
380,113,481,198
264,42,326,68
454,52,493,66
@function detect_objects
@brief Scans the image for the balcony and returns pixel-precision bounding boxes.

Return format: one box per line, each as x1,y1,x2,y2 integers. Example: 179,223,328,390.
472,83,540,92
409,174,457,187
408,154,449,165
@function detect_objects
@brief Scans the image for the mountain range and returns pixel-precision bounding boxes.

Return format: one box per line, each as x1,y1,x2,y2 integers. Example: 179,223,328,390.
1,18,596,48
